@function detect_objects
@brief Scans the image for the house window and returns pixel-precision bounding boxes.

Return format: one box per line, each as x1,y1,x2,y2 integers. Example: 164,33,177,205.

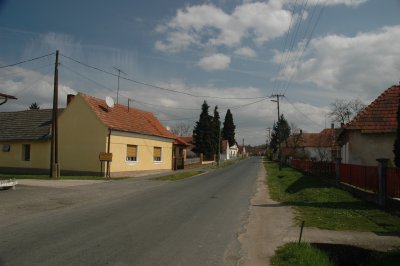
22,144,30,161
2,144,10,152
153,147,162,162
126,145,137,162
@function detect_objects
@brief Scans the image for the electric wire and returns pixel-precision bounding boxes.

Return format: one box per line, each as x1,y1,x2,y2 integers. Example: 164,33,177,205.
0,52,55,69
60,53,269,100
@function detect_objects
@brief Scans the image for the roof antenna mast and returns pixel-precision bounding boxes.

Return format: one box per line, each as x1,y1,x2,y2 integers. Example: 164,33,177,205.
113,66,126,104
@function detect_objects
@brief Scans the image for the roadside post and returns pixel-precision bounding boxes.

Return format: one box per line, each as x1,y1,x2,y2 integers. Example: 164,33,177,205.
99,152,113,178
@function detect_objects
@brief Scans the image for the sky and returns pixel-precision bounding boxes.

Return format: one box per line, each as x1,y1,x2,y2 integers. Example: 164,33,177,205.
0,0,399,145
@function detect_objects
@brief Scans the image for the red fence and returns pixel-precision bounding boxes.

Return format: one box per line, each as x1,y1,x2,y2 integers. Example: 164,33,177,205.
290,159,335,178
290,160,400,199
387,168,400,198
339,164,379,193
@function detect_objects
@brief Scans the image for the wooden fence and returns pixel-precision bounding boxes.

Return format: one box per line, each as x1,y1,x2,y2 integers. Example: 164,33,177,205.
290,159,400,199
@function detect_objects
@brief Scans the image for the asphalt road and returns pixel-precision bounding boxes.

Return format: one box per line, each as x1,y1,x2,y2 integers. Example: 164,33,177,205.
0,157,260,266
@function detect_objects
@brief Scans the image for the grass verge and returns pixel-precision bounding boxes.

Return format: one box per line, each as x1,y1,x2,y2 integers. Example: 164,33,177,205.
271,242,400,266
154,170,204,181
270,242,333,266
265,160,400,232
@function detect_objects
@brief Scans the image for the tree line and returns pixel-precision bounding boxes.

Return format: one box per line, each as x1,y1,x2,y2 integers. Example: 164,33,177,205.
192,101,236,160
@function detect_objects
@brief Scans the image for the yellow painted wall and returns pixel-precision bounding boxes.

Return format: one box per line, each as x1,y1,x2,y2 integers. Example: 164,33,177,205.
58,94,108,173
0,140,50,169
109,130,173,172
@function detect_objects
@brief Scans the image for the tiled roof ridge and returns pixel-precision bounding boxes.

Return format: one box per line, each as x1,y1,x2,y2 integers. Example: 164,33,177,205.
345,85,400,133
78,92,181,140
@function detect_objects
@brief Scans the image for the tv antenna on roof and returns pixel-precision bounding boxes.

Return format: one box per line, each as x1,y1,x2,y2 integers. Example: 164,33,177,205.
105,96,115,109
113,66,126,104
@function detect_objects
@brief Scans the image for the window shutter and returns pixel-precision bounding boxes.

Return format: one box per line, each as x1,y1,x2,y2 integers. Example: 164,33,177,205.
127,145,137,157
154,147,161,157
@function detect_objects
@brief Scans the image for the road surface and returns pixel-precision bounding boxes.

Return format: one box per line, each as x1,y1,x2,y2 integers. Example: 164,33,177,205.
0,157,260,265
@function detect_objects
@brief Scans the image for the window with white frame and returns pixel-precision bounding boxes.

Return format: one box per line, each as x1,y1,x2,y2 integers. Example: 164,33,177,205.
126,144,137,162
153,147,162,162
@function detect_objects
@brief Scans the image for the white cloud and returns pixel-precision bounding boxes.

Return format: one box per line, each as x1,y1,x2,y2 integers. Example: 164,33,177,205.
155,2,291,53
234,47,257,58
198,53,231,71
0,66,76,111
284,0,367,7
275,25,400,101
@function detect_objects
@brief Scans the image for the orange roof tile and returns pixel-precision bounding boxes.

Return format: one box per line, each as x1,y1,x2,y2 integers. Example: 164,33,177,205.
80,93,179,140
286,128,336,148
346,85,400,133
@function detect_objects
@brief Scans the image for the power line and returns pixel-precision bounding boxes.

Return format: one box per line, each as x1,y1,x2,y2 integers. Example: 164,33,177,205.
271,0,299,96
60,53,269,100
0,52,55,69
277,0,309,95
282,4,325,95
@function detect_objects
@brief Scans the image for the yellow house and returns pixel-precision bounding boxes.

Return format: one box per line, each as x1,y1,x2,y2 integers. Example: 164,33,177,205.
0,93,187,176
58,93,183,176
0,109,54,173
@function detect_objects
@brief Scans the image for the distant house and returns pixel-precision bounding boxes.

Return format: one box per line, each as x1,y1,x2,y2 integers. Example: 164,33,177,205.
0,109,57,173
340,85,400,166
0,93,187,176
220,140,239,160
283,127,338,161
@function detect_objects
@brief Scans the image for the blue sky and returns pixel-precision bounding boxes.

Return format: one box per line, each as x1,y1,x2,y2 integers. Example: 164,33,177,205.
1,0,399,145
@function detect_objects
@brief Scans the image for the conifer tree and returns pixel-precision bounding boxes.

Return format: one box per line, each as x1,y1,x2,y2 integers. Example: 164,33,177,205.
212,106,221,159
222,109,236,146
193,101,214,160
29,102,40,110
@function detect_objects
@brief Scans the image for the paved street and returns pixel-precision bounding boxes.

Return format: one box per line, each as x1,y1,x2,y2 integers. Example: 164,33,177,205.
0,157,260,265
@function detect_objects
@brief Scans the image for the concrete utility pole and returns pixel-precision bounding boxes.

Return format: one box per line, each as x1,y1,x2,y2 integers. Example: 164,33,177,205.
113,67,126,104
50,50,60,178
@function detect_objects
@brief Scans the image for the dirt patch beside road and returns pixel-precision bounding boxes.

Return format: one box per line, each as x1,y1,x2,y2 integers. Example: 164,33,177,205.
238,161,296,266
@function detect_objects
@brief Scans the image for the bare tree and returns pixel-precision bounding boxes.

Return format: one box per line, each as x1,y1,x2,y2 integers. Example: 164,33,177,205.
170,122,193,136
329,99,366,124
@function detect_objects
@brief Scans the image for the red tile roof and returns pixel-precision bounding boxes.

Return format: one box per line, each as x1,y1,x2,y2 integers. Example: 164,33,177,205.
80,93,181,141
346,85,400,133
286,128,336,148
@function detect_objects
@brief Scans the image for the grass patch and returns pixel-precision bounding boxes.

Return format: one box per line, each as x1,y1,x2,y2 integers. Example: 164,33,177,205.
271,242,400,266
271,242,333,266
265,160,400,233
154,170,204,181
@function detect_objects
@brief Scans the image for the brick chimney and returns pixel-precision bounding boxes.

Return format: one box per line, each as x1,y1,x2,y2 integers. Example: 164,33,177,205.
67,94,75,106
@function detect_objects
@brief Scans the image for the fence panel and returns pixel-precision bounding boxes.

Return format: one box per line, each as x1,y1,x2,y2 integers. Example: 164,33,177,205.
387,168,400,198
339,163,378,193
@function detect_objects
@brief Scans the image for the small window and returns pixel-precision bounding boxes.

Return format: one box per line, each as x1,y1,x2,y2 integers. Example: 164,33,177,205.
126,145,137,162
2,144,10,152
22,144,30,161
153,147,162,162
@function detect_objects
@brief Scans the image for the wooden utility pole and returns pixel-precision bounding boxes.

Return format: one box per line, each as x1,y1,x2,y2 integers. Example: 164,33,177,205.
50,50,60,178
271,94,284,170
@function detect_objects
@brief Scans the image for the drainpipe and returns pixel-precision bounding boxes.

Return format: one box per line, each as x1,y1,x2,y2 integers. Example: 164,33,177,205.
106,128,111,178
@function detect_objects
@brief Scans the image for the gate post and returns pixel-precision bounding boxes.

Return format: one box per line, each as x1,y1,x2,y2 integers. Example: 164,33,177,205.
335,157,342,187
376,158,389,207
